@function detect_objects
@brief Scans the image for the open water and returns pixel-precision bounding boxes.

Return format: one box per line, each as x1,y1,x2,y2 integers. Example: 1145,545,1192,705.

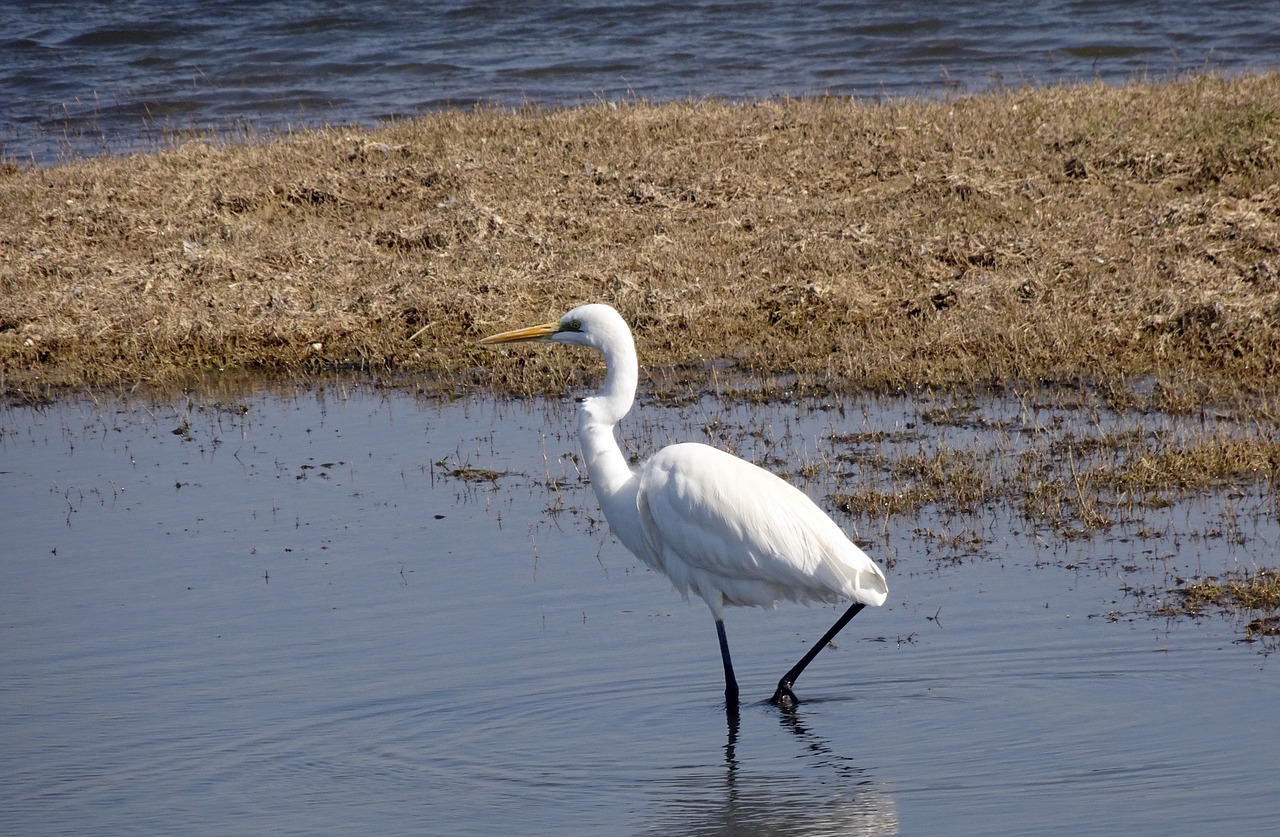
3,0,1279,163
3,386,1278,835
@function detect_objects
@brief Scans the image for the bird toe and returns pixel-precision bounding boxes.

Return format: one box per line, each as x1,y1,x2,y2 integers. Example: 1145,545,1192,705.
769,681,799,710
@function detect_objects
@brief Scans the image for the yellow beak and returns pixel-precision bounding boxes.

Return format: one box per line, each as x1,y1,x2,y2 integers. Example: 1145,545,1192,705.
478,320,563,345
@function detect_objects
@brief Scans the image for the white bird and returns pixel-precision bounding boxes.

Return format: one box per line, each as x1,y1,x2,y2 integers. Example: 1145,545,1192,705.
480,303,888,709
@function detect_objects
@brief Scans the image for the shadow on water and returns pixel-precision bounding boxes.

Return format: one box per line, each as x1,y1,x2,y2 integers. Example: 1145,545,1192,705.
2,383,1278,835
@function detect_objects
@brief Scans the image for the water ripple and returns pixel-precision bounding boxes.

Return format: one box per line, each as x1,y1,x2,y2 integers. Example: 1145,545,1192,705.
3,1,1278,162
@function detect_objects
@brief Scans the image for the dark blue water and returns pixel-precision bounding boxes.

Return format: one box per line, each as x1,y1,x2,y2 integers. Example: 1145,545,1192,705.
3,0,1278,164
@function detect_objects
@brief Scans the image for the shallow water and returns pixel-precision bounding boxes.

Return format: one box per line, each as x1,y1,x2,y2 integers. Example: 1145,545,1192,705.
2,385,1277,835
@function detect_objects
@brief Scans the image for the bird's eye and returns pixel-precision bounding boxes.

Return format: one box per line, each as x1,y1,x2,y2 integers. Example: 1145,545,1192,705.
567,319,582,331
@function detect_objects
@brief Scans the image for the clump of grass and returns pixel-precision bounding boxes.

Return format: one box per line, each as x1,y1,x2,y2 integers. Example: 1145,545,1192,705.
443,465,507,483
833,483,938,518
2,73,1280,408
1162,569,1280,645
1176,569,1280,612
832,444,990,521
1000,424,1280,536
1111,433,1280,494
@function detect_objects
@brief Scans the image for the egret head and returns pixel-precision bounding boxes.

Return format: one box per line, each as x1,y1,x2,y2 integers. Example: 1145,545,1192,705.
479,303,629,352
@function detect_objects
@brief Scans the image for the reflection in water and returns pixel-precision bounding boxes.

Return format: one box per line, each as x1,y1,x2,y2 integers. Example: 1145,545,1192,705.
638,709,898,837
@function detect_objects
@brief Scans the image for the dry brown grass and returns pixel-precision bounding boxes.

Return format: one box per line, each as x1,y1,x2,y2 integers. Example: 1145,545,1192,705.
3,72,1279,405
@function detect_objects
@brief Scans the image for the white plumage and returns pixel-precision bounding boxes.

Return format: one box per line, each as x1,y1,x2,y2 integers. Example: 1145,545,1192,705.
637,442,886,613
481,303,887,709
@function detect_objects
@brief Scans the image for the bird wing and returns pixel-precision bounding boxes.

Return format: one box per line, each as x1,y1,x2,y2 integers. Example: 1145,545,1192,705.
635,442,887,612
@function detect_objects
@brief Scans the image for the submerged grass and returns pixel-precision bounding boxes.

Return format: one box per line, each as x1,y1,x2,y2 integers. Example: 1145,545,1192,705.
1175,569,1280,614
789,390,1279,643
1159,569,1280,650
3,72,1280,411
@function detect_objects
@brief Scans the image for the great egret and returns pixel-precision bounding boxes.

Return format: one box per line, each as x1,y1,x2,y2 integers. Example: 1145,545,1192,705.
480,303,888,709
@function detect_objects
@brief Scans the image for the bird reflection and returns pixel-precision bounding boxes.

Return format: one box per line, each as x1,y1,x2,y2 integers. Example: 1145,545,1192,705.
724,706,740,776
639,706,898,837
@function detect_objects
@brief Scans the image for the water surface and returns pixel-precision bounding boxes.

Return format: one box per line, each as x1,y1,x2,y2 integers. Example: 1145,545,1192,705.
3,0,1278,163
2,385,1276,834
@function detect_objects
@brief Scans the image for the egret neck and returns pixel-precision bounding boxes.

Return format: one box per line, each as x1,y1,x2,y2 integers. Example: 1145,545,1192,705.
576,321,639,512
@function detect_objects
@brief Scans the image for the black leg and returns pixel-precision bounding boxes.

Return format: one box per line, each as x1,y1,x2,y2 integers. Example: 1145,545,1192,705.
716,618,740,709
770,601,866,709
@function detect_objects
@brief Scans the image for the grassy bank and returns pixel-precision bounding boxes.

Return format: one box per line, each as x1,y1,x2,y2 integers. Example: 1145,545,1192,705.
2,72,1279,407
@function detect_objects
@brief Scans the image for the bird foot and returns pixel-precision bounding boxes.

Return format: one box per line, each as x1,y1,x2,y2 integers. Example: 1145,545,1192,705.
769,681,799,711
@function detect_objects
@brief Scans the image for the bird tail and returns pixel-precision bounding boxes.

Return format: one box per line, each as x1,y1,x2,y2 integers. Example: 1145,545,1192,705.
831,544,889,607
